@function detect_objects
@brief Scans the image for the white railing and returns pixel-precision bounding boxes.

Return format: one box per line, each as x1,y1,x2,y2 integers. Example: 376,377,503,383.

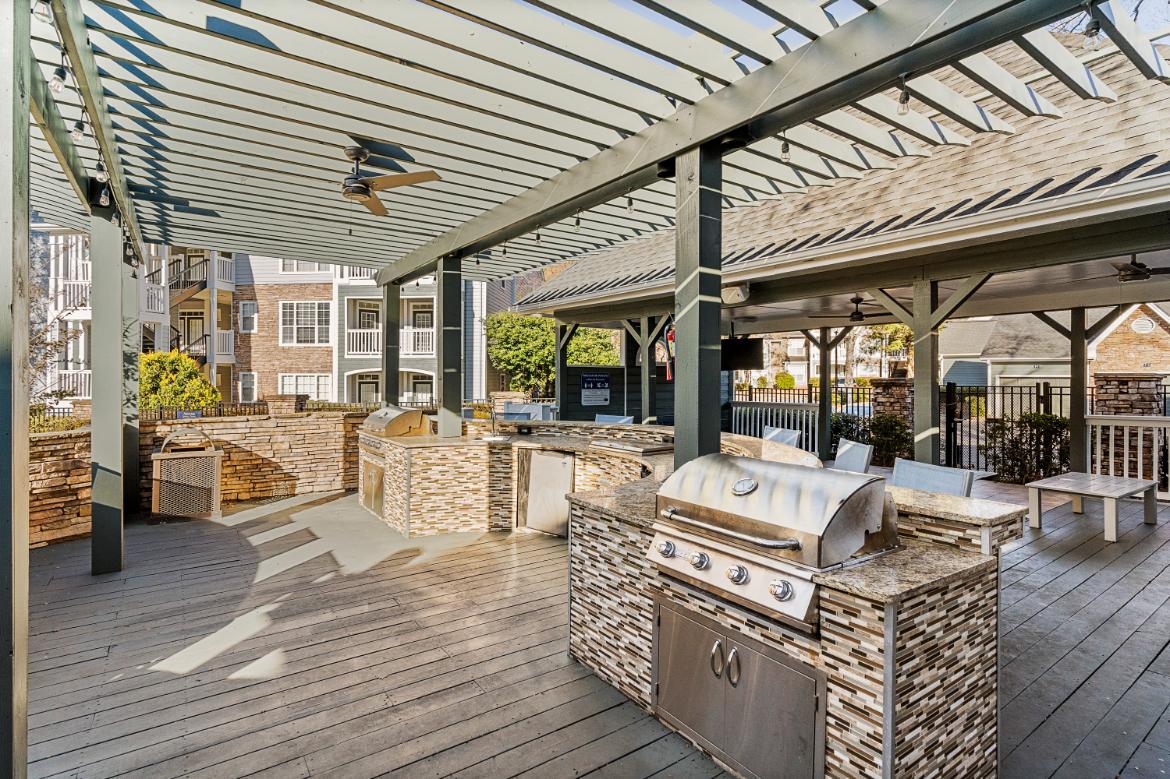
731,401,820,453
58,280,90,310
346,328,380,356
341,266,375,280
215,330,234,358
216,256,235,285
57,369,91,399
401,327,435,355
144,282,166,314
1087,414,1170,499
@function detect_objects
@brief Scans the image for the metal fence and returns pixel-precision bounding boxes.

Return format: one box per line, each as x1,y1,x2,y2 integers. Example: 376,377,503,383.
303,400,381,413
734,386,873,416
140,402,269,421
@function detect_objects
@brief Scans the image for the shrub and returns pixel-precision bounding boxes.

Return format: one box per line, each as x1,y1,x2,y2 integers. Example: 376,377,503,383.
139,350,220,411
830,412,870,451
755,375,769,388
773,372,796,390
854,377,872,388
868,413,913,466
983,412,1069,484
29,414,85,434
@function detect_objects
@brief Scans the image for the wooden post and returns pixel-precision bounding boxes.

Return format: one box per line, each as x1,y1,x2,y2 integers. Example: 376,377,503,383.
382,282,400,405
435,256,462,436
640,316,659,424
673,143,722,469
1069,307,1088,472
554,322,577,416
90,214,124,573
912,279,941,464
817,327,833,460
121,256,140,514
0,1,31,770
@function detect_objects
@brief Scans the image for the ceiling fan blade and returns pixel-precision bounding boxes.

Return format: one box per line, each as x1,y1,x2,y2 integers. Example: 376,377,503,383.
362,194,388,217
362,170,441,191
1113,261,1143,271
1148,267,1170,275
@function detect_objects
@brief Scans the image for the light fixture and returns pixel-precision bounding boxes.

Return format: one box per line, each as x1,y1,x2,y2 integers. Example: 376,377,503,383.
897,79,911,116
501,244,507,257
32,0,52,24
1082,18,1103,51
626,196,634,214
70,118,85,142
574,214,581,232
98,184,110,207
780,133,791,163
49,62,67,94
94,160,109,183
535,230,541,245
474,254,480,266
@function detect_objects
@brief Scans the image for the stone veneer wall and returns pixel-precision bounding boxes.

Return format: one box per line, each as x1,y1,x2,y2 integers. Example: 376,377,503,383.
139,412,368,505
464,419,674,443
870,378,913,425
29,429,92,547
896,511,1024,556
569,497,999,778
1093,372,1166,477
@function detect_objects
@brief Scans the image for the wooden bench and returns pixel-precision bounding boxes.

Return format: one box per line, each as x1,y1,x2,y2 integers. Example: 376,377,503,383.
1025,472,1158,542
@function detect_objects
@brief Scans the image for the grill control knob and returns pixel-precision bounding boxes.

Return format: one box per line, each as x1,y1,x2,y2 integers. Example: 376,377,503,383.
657,540,676,558
769,579,794,602
687,551,710,570
726,565,750,585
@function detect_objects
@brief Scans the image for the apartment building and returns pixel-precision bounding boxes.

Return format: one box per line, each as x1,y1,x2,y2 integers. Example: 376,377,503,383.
36,227,505,406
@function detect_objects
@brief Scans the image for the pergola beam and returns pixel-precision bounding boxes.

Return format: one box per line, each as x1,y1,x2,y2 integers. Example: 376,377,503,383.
50,0,145,262
27,50,89,211
378,0,1084,285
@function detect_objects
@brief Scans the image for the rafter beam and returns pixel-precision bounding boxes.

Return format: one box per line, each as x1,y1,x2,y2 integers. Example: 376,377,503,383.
378,0,1083,285
50,0,145,261
1094,0,1170,82
27,51,89,211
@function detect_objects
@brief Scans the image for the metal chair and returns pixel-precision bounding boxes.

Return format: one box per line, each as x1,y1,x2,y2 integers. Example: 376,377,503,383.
890,458,974,497
499,411,537,421
832,438,874,474
504,402,548,421
595,414,634,424
762,426,801,447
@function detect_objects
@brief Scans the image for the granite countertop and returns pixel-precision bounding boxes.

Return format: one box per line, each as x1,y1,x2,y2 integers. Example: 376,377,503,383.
812,539,995,603
569,477,663,527
887,485,1027,526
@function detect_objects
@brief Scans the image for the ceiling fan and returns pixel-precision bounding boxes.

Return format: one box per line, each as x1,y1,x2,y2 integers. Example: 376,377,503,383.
809,294,883,323
339,145,440,217
1077,256,1170,284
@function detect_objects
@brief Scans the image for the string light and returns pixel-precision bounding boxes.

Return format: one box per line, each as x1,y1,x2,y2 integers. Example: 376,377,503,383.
1082,18,1103,51
780,132,791,163
49,56,67,94
70,118,85,142
98,185,110,207
501,244,507,257
32,0,52,24
94,160,109,183
535,231,541,245
574,213,581,232
626,196,634,214
897,78,911,116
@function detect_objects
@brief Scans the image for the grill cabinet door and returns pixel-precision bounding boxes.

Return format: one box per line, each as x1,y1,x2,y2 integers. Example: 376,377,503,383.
723,640,822,779
656,606,726,750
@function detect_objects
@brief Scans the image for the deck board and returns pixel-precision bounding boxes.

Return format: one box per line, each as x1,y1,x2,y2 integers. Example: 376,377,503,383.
25,489,1170,778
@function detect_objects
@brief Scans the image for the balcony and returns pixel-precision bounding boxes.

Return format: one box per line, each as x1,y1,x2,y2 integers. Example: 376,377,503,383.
143,282,166,315
346,328,380,357
57,369,91,399
401,326,434,356
216,255,235,287
215,330,235,361
57,279,90,311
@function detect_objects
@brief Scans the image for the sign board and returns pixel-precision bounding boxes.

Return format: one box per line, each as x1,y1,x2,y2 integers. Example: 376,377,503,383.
175,410,204,419
581,372,611,406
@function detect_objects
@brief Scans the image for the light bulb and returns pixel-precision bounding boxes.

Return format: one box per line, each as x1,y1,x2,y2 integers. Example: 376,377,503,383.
98,185,110,207
574,214,581,232
501,244,507,257
626,196,634,214
95,161,109,183
780,137,791,163
49,65,67,94
70,119,84,142
897,86,911,116
1083,19,1102,51
33,0,52,24
535,231,541,245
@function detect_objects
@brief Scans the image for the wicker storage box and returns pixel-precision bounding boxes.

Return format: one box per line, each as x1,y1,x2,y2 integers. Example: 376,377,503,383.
151,430,223,519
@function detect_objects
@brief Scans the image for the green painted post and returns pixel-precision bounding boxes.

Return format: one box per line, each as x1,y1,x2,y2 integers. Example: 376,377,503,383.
121,255,140,514
673,143,722,469
1070,307,1088,472
817,328,833,460
912,279,941,464
382,283,400,405
640,316,658,424
90,214,124,574
435,256,462,436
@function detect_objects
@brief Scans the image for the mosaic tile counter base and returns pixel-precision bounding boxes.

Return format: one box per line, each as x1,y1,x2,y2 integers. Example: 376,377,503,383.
568,496,999,778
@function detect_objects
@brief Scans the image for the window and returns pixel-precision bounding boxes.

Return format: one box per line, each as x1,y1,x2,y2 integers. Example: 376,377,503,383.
280,302,330,345
280,259,325,273
239,372,257,403
279,374,331,401
239,301,257,333
356,302,380,330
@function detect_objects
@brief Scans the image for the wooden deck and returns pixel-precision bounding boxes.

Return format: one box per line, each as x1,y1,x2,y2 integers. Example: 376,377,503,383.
24,487,1170,777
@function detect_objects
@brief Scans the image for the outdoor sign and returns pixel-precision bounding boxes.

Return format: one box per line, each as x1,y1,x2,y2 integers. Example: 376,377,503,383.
581,372,611,406
175,410,204,419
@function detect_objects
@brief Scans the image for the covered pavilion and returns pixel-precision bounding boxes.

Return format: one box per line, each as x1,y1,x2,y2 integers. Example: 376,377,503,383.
6,0,1170,774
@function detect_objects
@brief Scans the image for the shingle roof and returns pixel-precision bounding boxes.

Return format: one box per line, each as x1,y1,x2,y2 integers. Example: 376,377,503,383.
939,319,997,356
517,48,1170,314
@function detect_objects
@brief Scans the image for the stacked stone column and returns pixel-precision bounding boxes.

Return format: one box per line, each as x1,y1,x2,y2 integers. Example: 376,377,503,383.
1092,372,1166,479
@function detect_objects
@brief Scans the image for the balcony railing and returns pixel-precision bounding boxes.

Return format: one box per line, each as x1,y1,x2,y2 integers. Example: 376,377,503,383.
216,256,235,285
401,326,435,356
215,330,234,359
341,266,375,280
57,369,91,399
347,328,380,356
144,282,166,314
58,280,90,310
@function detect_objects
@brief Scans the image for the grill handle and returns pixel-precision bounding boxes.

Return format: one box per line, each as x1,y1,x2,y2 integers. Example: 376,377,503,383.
660,508,802,551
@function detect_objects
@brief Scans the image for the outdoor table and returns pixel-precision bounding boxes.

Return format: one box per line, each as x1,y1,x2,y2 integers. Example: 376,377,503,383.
1025,472,1158,542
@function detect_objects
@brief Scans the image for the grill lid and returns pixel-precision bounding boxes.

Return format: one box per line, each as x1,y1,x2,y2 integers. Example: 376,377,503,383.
360,405,428,437
656,453,892,569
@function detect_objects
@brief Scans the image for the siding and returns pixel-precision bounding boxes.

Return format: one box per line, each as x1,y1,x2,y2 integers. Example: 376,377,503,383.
236,254,335,285
942,359,989,385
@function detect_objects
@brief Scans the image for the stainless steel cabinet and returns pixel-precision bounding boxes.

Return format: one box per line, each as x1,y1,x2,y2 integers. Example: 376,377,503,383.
654,599,826,779
517,450,574,536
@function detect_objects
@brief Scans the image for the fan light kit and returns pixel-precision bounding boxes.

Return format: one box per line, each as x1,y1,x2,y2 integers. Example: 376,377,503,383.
338,145,439,217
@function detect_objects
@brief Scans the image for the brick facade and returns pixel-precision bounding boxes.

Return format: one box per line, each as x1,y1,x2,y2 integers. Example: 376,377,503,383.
1090,305,1170,379
233,282,334,402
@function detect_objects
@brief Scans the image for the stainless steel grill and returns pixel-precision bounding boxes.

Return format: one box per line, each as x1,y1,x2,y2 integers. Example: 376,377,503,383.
650,453,898,632
360,404,430,437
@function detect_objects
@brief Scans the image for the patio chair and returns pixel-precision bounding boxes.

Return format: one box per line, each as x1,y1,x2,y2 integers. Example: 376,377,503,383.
890,458,974,497
499,411,538,421
762,426,801,447
760,440,823,469
595,414,634,424
832,438,874,474
504,402,548,421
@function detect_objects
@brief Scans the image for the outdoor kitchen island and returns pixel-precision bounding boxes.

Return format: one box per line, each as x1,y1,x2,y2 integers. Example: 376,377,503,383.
569,461,1009,779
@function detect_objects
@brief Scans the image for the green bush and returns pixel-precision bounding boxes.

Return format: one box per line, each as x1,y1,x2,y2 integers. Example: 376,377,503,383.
965,395,987,418
773,372,796,389
755,375,769,388
854,377,872,388
868,413,913,467
140,350,221,411
29,413,85,434
983,412,1069,484
830,413,870,450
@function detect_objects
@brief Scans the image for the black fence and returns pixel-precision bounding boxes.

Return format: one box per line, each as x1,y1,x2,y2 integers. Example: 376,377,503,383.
140,402,269,421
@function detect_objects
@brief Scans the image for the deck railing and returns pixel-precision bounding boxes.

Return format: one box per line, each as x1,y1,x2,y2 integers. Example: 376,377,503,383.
216,255,234,284
215,330,234,358
57,369,91,399
144,282,166,314
58,280,90,310
346,328,380,356
730,401,819,453
1087,414,1170,499
401,327,435,356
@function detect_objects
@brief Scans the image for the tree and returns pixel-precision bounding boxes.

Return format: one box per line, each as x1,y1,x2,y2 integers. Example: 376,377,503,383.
139,350,221,411
484,312,619,397
863,323,914,376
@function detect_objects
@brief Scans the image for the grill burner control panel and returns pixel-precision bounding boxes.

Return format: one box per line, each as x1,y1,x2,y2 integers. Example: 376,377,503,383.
649,528,818,630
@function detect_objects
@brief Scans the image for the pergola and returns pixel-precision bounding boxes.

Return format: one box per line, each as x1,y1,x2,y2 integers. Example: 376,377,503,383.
4,0,1169,773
